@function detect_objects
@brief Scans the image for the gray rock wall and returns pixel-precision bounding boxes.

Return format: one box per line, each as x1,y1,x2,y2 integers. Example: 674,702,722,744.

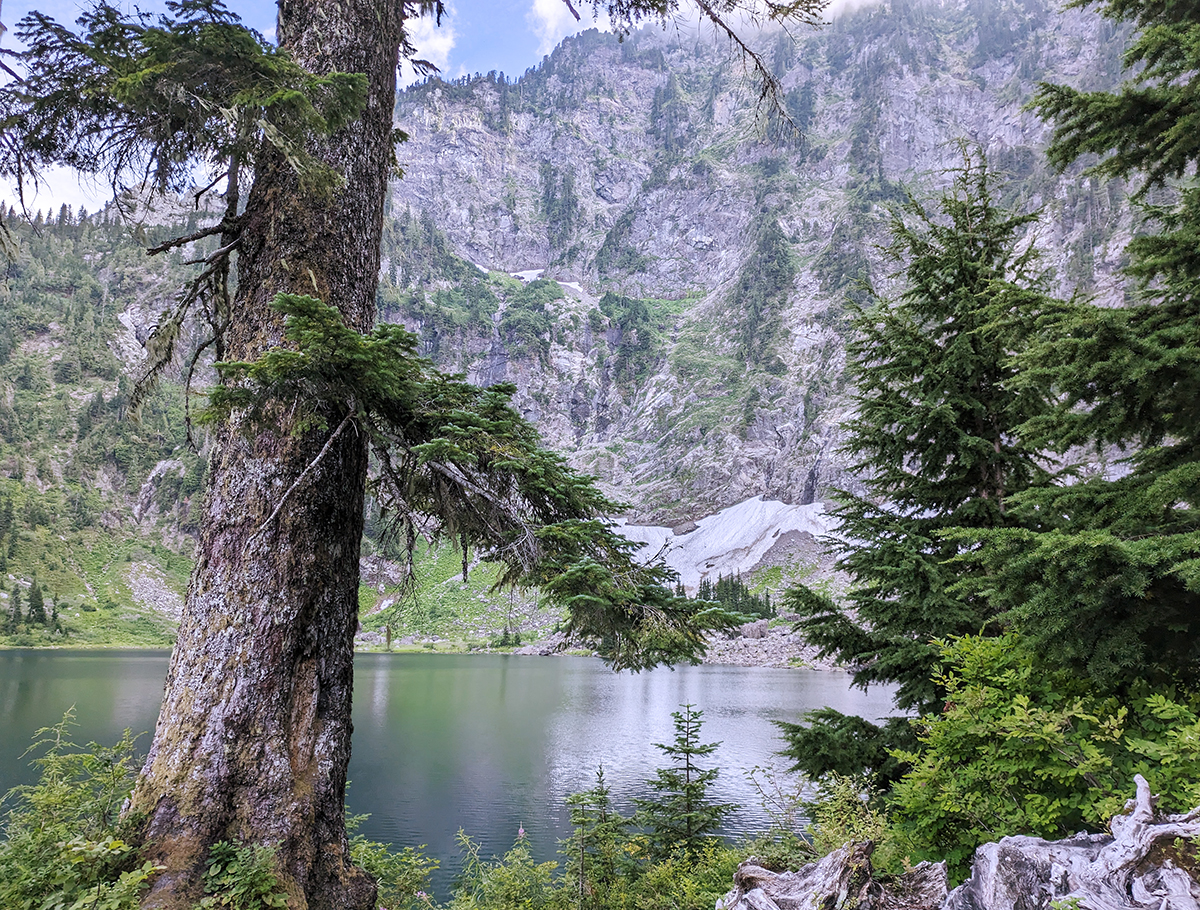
387,0,1132,522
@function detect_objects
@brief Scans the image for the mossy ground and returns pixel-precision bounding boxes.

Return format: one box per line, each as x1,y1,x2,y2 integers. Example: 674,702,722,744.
2,527,187,648
357,539,562,650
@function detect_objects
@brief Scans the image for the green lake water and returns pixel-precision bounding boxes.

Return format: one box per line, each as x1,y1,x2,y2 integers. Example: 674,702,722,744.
0,650,897,894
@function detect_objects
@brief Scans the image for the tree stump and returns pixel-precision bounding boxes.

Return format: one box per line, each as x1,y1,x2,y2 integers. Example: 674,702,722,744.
717,842,948,910
945,775,1200,910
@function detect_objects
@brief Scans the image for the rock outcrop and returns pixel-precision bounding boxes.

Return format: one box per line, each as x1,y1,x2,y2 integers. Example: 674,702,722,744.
388,0,1134,523
945,775,1200,910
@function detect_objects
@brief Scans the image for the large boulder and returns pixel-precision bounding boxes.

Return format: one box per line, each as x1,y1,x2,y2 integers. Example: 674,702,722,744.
741,619,769,639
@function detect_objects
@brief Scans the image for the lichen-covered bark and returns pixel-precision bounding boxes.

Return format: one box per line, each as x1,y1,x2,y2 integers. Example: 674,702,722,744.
127,3,404,908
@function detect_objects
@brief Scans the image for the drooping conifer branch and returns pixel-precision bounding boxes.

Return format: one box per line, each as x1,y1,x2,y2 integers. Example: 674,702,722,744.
204,294,740,670
0,0,372,426
589,0,827,128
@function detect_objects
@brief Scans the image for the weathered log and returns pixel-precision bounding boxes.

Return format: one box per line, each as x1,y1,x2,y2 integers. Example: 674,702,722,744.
945,775,1200,910
717,842,948,910
718,777,1200,910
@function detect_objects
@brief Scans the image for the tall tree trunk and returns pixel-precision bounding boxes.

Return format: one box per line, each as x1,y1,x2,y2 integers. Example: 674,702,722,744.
128,3,404,908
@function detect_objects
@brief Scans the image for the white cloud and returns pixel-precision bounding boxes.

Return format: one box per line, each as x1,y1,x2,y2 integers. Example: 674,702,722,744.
526,0,609,58
827,0,883,19
1,165,112,216
400,5,458,85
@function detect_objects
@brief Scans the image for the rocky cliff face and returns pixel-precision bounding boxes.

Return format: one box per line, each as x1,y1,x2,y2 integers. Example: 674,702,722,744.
383,0,1131,523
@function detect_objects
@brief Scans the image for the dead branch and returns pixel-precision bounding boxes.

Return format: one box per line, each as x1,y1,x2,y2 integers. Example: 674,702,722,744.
247,409,357,545
145,218,238,256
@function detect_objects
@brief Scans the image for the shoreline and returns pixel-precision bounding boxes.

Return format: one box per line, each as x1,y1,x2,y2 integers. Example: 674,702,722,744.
505,623,839,671
0,622,839,671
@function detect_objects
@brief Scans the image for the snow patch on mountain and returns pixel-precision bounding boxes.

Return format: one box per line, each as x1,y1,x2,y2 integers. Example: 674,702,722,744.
616,496,833,593
511,269,545,282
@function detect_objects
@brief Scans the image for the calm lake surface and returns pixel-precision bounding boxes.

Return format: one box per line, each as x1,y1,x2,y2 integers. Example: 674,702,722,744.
0,650,897,894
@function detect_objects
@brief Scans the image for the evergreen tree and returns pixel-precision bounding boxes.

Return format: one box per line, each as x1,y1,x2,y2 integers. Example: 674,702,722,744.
694,572,772,618
782,152,1054,779
959,0,1200,688
563,768,631,910
7,586,22,634
633,704,735,859
26,578,45,625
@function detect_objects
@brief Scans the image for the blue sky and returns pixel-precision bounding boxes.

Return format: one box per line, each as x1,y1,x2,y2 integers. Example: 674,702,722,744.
3,0,613,93
1,0,621,208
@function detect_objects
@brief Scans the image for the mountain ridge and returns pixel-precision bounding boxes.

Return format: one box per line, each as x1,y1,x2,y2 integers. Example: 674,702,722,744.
381,0,1130,522
0,0,1136,640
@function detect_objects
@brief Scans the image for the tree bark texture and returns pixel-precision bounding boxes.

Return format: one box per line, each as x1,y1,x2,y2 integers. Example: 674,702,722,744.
127,3,404,908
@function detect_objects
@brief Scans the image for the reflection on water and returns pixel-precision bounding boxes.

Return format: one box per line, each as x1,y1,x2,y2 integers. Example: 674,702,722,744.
0,649,169,770
0,650,898,896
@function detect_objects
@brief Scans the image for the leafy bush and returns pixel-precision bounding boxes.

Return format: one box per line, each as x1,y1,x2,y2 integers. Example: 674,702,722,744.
627,843,741,910
450,826,742,910
807,774,908,874
0,711,158,910
889,634,1200,879
450,830,561,910
199,841,289,910
347,813,439,910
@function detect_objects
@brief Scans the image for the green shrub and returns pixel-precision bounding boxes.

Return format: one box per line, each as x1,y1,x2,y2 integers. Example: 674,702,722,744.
889,634,1200,879
450,830,562,910
626,843,741,910
199,840,289,910
562,768,636,910
0,710,159,910
347,814,438,910
807,774,908,874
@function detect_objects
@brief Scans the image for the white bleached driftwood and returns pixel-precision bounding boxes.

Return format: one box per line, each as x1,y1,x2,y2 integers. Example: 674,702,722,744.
716,841,948,910
717,776,1200,910
945,775,1200,910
